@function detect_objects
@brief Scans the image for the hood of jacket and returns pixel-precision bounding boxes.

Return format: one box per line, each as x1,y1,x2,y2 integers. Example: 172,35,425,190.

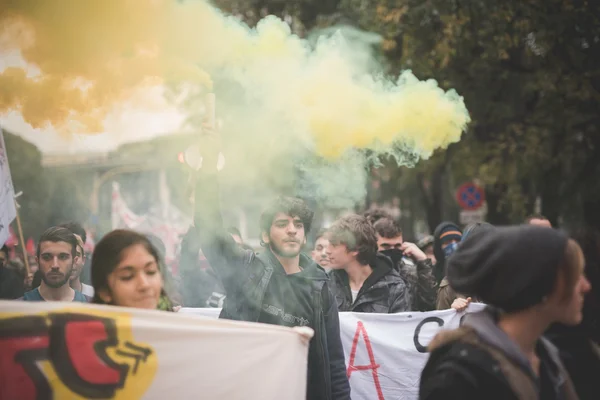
331,253,399,292
329,252,410,313
463,308,568,386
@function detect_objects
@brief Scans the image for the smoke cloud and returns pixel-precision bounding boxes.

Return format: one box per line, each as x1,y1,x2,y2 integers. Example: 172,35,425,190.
0,0,470,207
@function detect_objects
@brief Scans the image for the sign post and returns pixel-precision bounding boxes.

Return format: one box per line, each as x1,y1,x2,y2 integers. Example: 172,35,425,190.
455,182,486,224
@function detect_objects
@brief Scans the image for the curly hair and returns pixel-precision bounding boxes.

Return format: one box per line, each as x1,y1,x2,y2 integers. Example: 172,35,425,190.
260,196,314,236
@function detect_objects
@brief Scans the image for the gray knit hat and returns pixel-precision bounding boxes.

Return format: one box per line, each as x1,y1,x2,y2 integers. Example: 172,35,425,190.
447,225,568,312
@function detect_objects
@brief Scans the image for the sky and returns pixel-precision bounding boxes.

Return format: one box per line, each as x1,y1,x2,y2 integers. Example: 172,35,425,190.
0,51,185,155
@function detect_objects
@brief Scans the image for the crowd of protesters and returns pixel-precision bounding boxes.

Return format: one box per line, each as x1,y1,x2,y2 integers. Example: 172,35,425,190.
1,143,598,400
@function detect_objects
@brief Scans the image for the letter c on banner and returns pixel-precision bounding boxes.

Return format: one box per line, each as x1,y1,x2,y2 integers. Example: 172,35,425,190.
413,317,444,353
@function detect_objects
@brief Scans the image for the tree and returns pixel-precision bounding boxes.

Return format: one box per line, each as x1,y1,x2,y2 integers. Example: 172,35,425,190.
212,0,600,231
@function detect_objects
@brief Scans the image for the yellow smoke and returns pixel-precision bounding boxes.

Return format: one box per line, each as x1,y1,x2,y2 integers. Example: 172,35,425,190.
1,0,469,207
0,0,469,157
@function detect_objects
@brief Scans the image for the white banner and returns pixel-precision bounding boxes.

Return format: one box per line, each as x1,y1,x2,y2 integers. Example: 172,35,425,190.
180,304,486,400
0,301,311,400
0,128,17,245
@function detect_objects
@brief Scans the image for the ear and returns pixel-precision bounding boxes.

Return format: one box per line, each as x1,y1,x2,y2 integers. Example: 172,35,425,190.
349,250,359,259
97,288,112,304
261,231,270,245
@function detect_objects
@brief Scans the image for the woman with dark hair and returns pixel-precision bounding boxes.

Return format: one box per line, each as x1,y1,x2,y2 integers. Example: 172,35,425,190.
420,225,589,400
545,227,600,400
91,229,173,311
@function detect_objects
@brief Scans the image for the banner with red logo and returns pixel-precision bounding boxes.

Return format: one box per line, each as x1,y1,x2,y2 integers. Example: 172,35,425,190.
0,301,311,400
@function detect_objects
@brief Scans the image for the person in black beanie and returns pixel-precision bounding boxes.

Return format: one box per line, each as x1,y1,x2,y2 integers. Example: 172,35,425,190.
432,222,462,309
420,225,590,400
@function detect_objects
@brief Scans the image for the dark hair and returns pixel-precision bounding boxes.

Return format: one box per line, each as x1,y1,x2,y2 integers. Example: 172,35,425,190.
314,228,328,242
32,269,42,288
91,229,170,309
226,226,242,238
260,196,314,236
525,214,549,224
37,227,78,258
461,222,494,242
327,214,378,265
362,208,395,225
372,217,402,239
0,245,8,258
58,221,87,244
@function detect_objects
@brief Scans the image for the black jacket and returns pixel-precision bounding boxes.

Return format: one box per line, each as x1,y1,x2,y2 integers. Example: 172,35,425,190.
420,308,578,400
0,266,24,299
546,323,600,400
195,173,350,400
381,249,437,311
328,254,411,313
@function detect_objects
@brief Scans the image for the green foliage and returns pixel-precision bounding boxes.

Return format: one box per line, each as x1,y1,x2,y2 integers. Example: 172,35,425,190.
215,0,600,229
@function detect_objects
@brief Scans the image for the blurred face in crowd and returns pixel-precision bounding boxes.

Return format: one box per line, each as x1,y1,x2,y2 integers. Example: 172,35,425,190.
262,213,306,258
70,236,85,281
0,250,7,268
376,234,403,251
542,240,591,325
441,239,460,258
98,244,163,309
28,257,39,274
529,218,552,228
326,243,357,269
37,241,76,288
311,236,330,267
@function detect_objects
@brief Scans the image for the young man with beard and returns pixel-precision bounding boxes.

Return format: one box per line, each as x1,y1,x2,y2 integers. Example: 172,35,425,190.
21,227,88,302
194,125,350,400
326,214,410,313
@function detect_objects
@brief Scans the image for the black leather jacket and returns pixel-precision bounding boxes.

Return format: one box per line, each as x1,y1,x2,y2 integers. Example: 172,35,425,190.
328,254,411,313
195,174,350,400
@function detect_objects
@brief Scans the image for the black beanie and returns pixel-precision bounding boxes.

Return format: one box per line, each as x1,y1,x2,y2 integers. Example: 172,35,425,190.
447,225,568,312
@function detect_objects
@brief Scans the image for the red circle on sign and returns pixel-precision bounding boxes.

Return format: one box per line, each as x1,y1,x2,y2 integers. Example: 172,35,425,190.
456,182,485,211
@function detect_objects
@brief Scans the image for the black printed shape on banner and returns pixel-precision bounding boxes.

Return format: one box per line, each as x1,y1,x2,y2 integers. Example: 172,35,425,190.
48,313,130,399
413,317,444,353
116,341,153,374
0,316,52,400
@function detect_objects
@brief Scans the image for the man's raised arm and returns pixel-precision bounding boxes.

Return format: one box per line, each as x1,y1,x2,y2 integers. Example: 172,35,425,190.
193,124,245,286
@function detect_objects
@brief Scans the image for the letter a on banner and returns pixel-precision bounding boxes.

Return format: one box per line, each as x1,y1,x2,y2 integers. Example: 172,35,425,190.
347,321,384,400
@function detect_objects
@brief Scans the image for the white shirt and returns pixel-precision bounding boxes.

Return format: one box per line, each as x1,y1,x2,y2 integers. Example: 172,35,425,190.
81,283,95,297
351,289,359,303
